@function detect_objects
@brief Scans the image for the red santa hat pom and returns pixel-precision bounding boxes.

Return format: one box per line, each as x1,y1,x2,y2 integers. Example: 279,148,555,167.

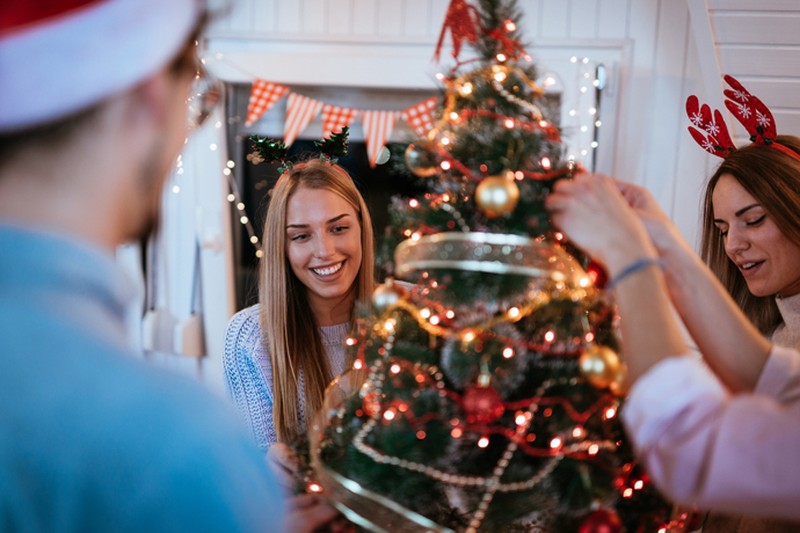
0,0,201,132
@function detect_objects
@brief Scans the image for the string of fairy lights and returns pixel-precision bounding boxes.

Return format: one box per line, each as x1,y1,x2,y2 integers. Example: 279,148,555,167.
566,55,606,168
223,160,265,258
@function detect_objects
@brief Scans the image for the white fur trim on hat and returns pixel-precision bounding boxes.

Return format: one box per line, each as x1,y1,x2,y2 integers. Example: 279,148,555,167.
0,0,201,132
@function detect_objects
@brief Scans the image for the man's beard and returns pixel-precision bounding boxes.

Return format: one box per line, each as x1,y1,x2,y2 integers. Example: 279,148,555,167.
130,134,170,243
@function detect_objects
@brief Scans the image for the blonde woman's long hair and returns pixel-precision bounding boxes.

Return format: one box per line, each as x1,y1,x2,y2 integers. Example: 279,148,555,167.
259,159,375,442
700,135,800,335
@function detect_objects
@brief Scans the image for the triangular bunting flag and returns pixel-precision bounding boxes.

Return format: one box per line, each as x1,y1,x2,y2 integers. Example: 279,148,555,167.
321,104,359,138
245,79,289,126
401,96,438,137
361,110,400,168
283,93,323,146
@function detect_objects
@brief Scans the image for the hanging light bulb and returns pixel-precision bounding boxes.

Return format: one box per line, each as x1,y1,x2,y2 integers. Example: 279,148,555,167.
458,81,474,96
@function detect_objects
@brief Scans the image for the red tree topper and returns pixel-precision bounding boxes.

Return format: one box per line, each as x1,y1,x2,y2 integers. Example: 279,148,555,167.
434,0,480,62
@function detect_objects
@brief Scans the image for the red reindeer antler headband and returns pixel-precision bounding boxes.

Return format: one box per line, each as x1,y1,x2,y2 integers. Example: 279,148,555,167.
686,74,800,162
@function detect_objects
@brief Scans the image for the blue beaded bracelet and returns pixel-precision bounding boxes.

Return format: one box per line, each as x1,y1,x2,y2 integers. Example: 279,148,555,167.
607,257,665,289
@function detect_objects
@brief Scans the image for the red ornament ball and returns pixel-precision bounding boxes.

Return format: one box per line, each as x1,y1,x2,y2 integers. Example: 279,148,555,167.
678,509,703,531
362,391,382,417
578,509,622,533
586,259,609,289
462,385,505,424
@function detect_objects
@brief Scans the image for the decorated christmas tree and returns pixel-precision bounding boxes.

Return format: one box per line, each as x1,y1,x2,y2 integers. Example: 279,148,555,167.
309,1,690,531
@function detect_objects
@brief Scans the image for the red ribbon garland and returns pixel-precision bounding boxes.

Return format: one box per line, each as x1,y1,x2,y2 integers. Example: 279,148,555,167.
486,28,527,59
458,109,561,141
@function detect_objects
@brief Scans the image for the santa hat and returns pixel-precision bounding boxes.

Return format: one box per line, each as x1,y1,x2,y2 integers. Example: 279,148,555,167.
0,0,202,132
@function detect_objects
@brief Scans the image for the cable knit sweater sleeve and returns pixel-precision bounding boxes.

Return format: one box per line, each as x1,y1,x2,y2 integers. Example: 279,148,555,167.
622,347,800,520
223,305,277,450
223,306,351,451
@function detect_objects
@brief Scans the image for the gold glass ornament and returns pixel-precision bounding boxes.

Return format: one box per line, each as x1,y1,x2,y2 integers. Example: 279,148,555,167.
404,142,438,177
578,345,622,390
371,278,406,312
475,172,520,217
609,362,629,396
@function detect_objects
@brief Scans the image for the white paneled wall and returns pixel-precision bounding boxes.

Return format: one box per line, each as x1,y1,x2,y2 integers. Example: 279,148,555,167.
205,0,710,234
706,0,800,135
170,0,712,392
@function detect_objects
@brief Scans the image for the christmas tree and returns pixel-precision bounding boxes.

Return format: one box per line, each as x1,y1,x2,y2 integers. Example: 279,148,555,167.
309,1,690,531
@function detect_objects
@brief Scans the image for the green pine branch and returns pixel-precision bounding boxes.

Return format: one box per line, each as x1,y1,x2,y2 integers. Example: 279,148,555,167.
315,126,350,163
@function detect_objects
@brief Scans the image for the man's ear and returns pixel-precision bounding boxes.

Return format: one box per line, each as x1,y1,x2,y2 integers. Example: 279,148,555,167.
126,70,172,126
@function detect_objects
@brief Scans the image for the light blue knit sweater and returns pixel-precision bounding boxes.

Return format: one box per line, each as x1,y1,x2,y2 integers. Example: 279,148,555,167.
223,304,349,450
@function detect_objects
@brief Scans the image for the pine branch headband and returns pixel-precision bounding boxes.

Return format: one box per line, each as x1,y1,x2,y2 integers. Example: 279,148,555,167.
247,126,350,173
686,75,800,162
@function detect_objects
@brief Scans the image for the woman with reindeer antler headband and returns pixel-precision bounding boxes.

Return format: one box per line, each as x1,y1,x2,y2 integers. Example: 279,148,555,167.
544,76,800,522
687,76,800,334
689,76,800,532
601,76,800,531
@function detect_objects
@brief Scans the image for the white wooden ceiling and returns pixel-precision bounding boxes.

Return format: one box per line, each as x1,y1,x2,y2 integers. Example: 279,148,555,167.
689,0,800,139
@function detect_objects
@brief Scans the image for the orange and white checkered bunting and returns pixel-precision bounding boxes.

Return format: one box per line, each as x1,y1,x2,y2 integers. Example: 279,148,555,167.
245,79,289,126
401,96,438,137
321,104,359,138
283,93,323,146
243,78,442,157
362,110,400,168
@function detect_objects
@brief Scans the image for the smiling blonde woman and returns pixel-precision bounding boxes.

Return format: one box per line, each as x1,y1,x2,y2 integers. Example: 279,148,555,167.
224,158,375,448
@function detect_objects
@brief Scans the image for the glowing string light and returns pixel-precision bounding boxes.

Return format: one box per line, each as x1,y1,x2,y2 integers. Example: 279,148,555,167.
222,159,263,258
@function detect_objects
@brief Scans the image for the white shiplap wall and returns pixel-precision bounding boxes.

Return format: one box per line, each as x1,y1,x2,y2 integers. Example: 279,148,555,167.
699,0,800,137
204,0,710,239
173,0,710,392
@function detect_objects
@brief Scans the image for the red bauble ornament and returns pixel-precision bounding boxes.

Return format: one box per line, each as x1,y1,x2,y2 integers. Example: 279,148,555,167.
462,384,505,424
676,509,703,531
578,509,622,533
586,259,609,289
362,391,382,417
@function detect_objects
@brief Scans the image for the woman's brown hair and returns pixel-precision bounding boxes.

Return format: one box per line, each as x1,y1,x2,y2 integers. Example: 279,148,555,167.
700,135,800,334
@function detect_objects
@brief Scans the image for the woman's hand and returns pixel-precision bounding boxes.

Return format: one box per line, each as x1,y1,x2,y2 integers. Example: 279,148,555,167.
615,178,665,215
615,179,694,261
266,442,300,492
268,443,343,532
545,172,657,276
284,493,340,533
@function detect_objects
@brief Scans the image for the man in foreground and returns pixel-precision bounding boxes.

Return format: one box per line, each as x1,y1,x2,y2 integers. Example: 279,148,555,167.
0,2,288,530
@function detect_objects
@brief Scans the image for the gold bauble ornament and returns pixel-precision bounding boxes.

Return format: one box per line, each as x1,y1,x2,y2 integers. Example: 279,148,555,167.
609,362,629,396
475,172,520,217
371,278,406,312
578,345,622,390
404,143,438,177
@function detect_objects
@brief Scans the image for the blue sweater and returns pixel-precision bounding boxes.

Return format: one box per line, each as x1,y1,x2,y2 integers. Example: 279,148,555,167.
0,225,285,532
223,304,349,450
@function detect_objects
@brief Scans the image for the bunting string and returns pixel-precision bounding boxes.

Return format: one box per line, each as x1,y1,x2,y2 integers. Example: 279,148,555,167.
283,93,324,146
245,80,289,127
362,110,400,168
401,96,439,137
244,78,440,167
322,104,359,138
